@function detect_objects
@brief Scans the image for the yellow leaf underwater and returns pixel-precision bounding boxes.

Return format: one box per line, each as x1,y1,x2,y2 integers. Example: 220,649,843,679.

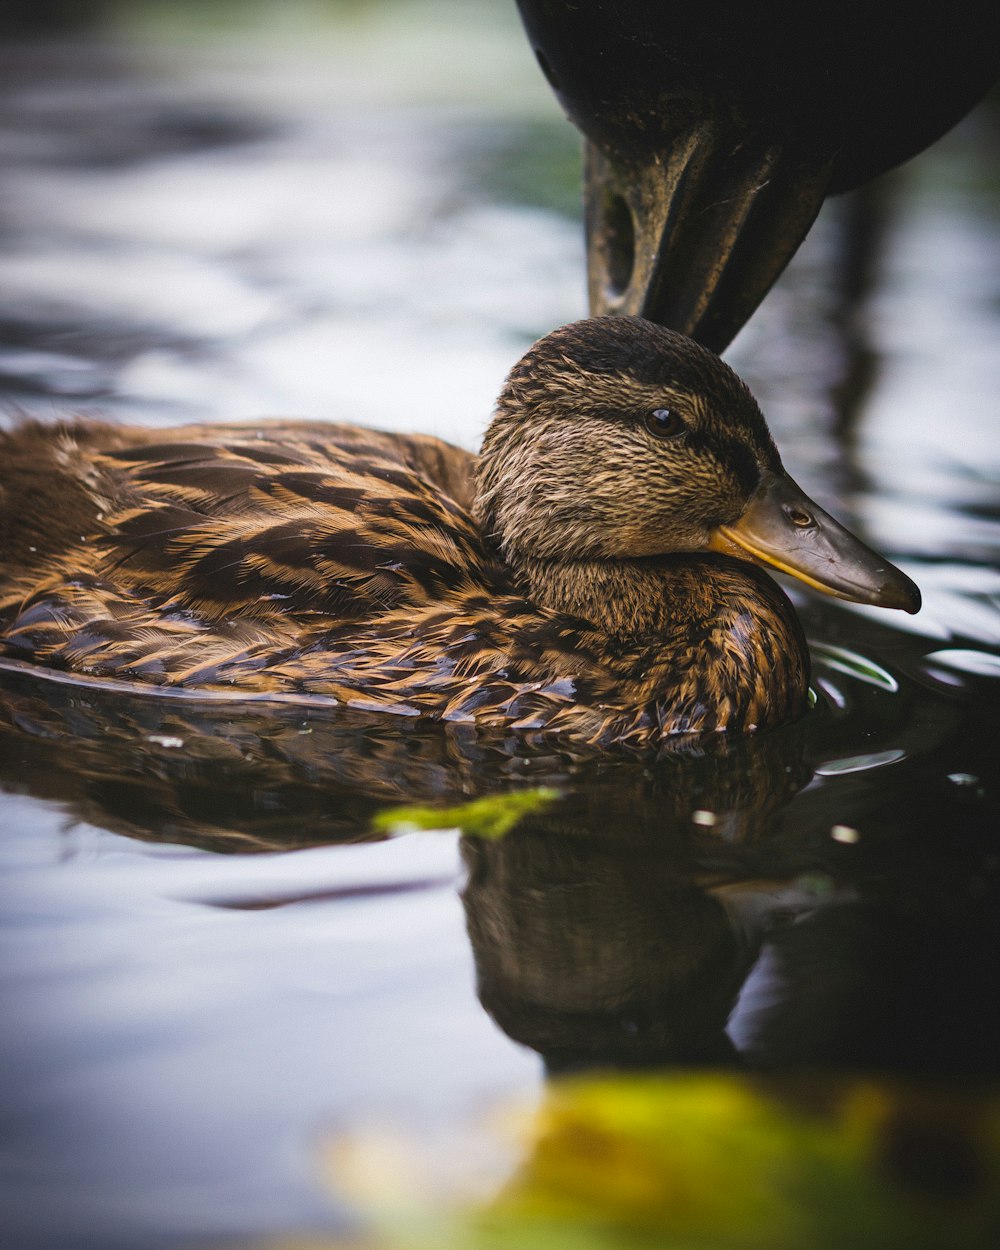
305,1072,1000,1250
371,787,560,840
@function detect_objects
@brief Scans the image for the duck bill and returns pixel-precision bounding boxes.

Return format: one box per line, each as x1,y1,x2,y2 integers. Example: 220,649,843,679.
708,472,921,613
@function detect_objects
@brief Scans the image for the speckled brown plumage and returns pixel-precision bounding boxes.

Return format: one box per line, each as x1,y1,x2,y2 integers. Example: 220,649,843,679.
0,318,811,745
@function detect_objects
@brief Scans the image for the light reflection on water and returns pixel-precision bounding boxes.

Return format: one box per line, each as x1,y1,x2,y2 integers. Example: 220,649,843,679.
0,9,582,445
0,4,999,1248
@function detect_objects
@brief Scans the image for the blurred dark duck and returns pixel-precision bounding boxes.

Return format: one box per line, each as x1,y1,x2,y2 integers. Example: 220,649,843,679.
0,317,918,746
516,1,1000,350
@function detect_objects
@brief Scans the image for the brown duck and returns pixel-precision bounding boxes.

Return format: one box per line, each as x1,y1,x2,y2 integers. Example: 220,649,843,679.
0,317,918,747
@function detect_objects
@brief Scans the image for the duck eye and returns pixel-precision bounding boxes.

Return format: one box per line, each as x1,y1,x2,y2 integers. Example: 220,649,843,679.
644,408,686,438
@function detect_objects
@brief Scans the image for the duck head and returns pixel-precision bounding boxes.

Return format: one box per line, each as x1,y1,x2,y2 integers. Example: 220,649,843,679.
476,317,920,614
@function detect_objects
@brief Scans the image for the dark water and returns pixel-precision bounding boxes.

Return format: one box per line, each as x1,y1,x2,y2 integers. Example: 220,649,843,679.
1,6,999,1249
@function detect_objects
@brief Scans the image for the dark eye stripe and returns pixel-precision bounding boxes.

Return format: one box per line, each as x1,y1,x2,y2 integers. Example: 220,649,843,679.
714,437,762,494
679,427,763,495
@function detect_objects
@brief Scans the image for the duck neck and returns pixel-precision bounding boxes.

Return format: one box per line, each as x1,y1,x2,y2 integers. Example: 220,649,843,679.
507,548,810,735
507,551,718,640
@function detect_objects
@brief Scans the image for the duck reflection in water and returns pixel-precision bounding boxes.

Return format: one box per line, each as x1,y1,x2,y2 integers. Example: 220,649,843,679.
0,657,808,855
2,643,998,1078
461,727,817,1073
460,713,1000,1080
